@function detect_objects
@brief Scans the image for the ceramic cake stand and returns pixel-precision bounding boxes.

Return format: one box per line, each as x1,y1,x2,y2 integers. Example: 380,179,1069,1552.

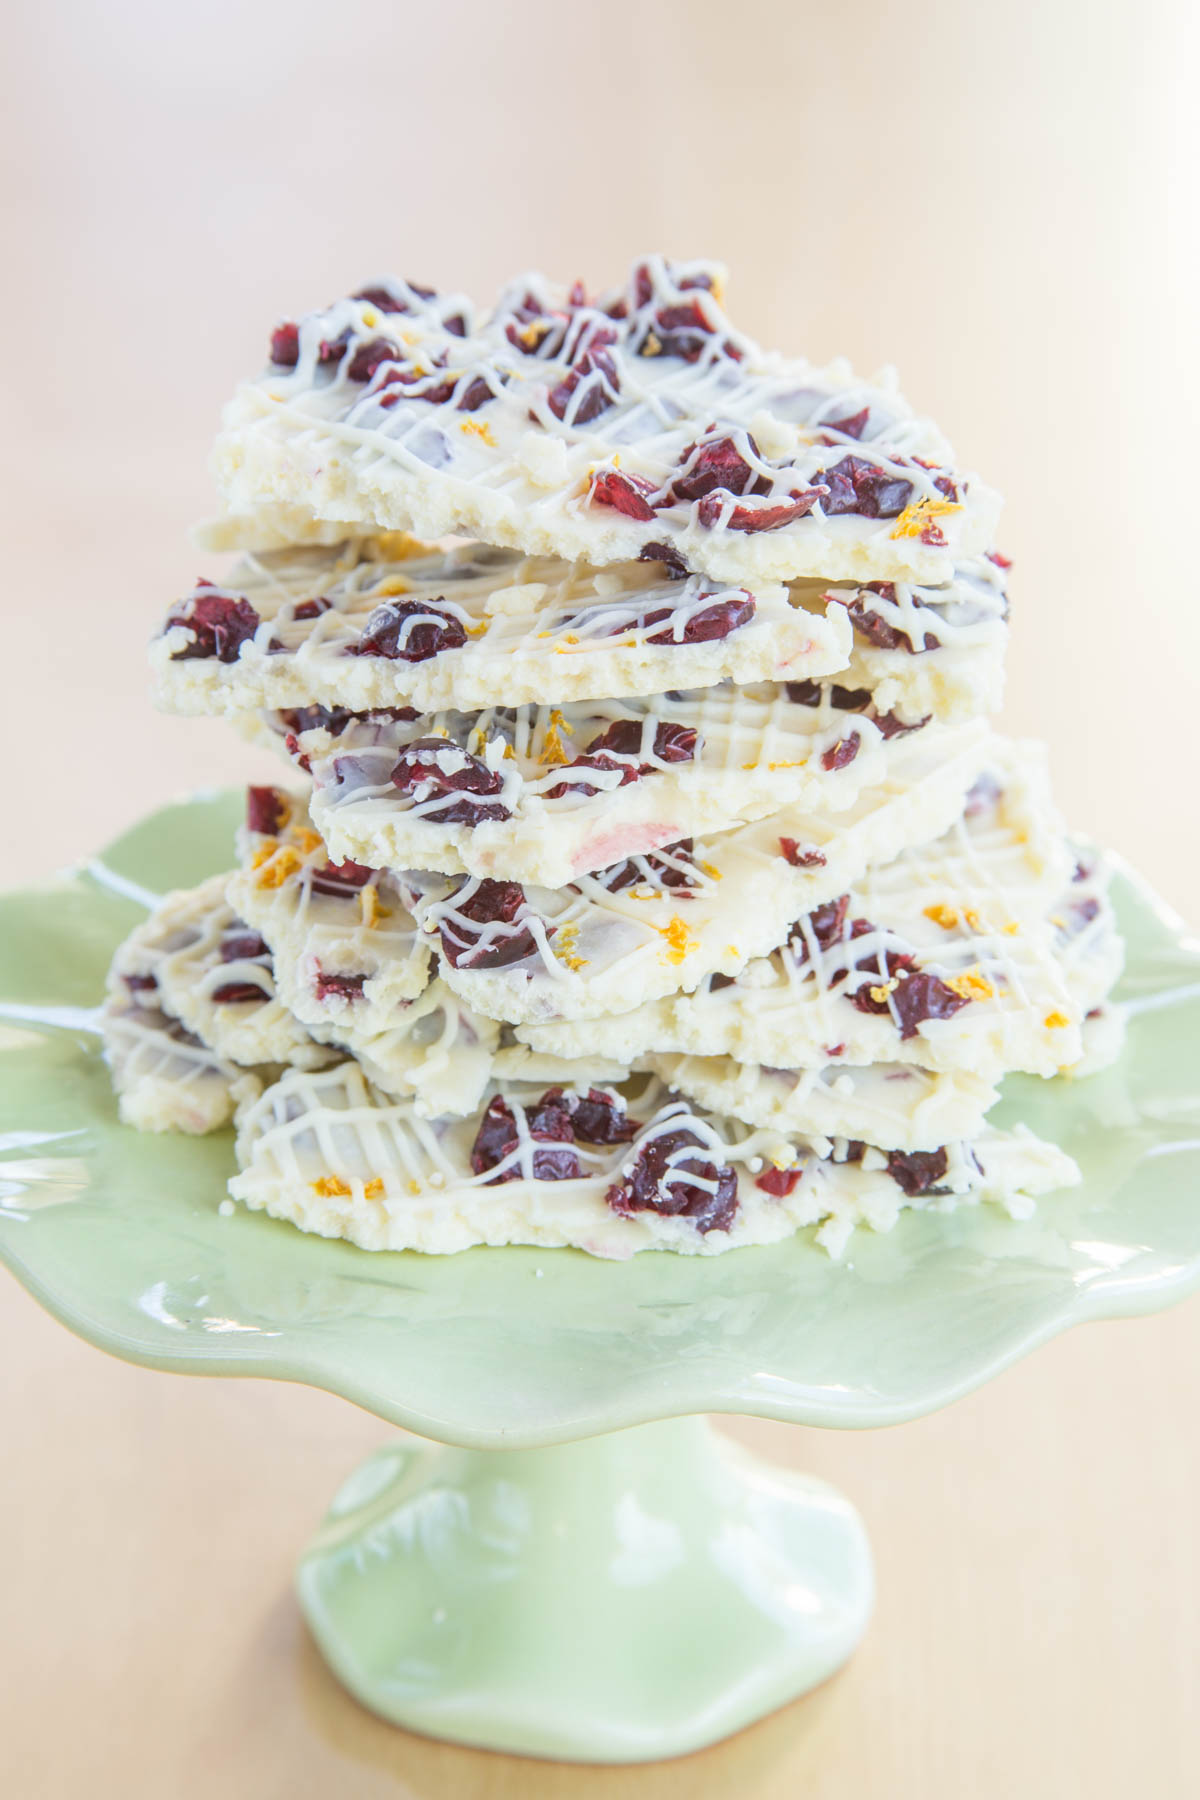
1,795,1199,1764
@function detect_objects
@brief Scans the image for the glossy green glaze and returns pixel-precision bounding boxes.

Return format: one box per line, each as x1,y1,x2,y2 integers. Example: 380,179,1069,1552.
0,794,1196,1762
298,1417,872,1760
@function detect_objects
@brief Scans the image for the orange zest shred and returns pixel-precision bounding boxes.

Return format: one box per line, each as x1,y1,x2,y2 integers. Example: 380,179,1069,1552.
312,1175,352,1199
945,968,995,1001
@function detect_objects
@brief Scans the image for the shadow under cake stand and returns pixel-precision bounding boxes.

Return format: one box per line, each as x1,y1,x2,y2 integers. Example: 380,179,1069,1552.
0,793,1197,1763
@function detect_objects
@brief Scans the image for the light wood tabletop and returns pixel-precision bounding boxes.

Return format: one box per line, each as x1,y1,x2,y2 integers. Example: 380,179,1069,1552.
2,0,1198,1793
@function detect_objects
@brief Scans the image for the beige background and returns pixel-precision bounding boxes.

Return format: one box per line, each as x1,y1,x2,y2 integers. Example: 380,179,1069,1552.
2,0,1199,1793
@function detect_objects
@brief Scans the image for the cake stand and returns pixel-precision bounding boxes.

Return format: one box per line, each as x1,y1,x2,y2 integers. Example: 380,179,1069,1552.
1,793,1198,1764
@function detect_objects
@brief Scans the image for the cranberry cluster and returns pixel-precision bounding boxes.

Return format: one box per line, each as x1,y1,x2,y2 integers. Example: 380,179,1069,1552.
354,598,468,663
470,1086,638,1185
166,583,260,664
388,737,510,825
787,896,971,1040
438,880,547,972
605,1122,738,1234
545,719,697,801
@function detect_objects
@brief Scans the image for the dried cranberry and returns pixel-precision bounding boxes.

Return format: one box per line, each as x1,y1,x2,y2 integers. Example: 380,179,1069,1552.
598,840,698,892
669,436,761,504
210,979,267,1005
166,587,261,663
389,737,510,825
469,1093,582,1184
246,787,287,836
354,598,467,662
638,541,691,579
791,896,852,960
823,407,870,439
821,732,861,772
606,1126,738,1234
589,469,658,521
639,592,756,644
278,705,356,737
314,969,366,1002
708,971,738,991
438,880,547,971
123,972,158,993
696,489,823,533
292,597,333,623
546,719,697,800
886,972,970,1040
1064,897,1101,934
815,455,912,519
310,860,374,898
644,299,714,361
220,925,269,962
346,337,401,382
841,589,938,655
317,329,352,366
885,1147,950,1196
779,838,827,868
269,321,300,367
873,709,929,740
353,284,411,315
987,550,1013,571
755,1164,804,1198
456,375,494,412
545,345,619,425
567,1088,638,1144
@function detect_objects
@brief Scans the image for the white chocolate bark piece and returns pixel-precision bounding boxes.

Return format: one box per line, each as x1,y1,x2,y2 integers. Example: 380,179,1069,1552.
152,537,850,717
112,873,334,1073
208,256,1002,587
651,1056,1002,1153
260,682,934,889
228,1064,1077,1260
523,768,1119,1079
225,790,433,1024
154,537,1007,727
393,722,989,1025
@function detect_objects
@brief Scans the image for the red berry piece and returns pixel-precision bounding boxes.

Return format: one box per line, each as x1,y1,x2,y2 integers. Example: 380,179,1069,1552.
779,838,827,868
606,1125,739,1234
755,1164,804,1197
245,786,287,836
566,1088,638,1143
469,1093,582,1184
885,1147,950,1196
597,840,698,893
210,979,268,1005
456,375,494,412
814,455,912,519
166,587,261,664
637,542,692,580
881,972,969,1039
346,337,402,383
220,924,270,962
269,322,300,367
821,731,861,772
669,436,762,504
823,407,870,439
588,469,658,521
310,860,374,899
697,489,824,533
636,591,756,644
313,969,367,1002
354,598,467,662
389,737,510,825
438,879,547,972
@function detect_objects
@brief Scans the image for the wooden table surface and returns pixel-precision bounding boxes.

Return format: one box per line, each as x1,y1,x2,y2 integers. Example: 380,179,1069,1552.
2,0,1198,1792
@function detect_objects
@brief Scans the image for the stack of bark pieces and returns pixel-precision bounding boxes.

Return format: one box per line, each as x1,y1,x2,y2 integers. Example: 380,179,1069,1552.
102,256,1122,1258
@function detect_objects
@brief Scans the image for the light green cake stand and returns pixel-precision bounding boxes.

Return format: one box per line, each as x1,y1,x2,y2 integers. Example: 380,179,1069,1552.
1,794,1198,1763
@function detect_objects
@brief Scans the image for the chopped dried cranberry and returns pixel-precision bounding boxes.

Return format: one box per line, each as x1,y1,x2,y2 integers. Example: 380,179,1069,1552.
708,971,737,991
166,588,260,663
598,840,698,892
220,926,269,962
815,455,912,519
546,344,619,425
567,1088,638,1143
638,592,756,644
987,550,1013,571
269,322,299,367
841,592,938,654
278,705,356,738
310,860,374,898
456,375,494,412
546,719,696,800
246,786,287,836
346,336,401,382
886,972,970,1040
874,709,929,740
779,838,827,868
589,468,658,521
1064,897,1101,933
791,896,851,960
354,598,467,662
443,312,468,337
755,1164,804,1198
696,489,824,532
123,972,158,993
314,969,366,1002
317,328,352,366
469,1093,582,1184
389,736,510,825
885,1147,950,1196
606,1126,738,1233
645,299,716,361
638,541,691,579
353,284,411,315
292,596,333,623
210,979,267,1005
438,880,547,972
669,436,762,504
823,407,870,439
821,731,861,773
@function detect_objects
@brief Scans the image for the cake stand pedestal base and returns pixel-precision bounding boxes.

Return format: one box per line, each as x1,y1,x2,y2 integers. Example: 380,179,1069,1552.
296,1416,873,1764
